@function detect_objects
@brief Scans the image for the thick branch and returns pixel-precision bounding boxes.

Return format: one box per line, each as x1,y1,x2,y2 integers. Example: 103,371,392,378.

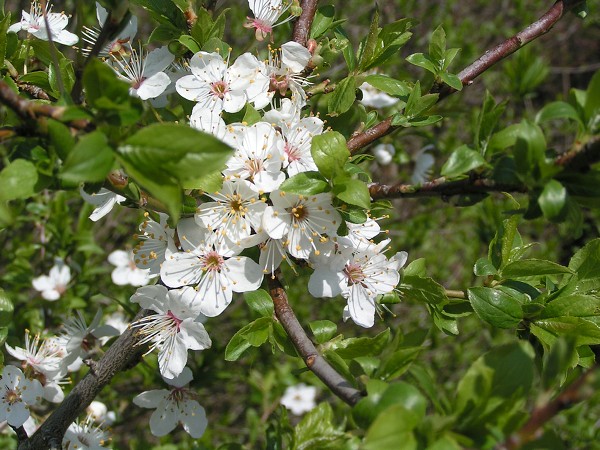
19,309,151,450
268,274,363,406
346,0,584,154
503,367,595,449
292,0,320,46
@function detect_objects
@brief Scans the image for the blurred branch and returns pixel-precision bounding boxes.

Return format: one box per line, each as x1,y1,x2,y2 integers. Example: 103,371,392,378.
369,175,527,200
0,79,92,130
19,309,151,450
268,273,364,406
10,425,28,444
347,0,585,154
503,367,596,450
292,0,320,46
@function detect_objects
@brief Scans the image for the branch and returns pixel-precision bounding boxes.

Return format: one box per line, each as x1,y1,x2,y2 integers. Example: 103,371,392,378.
268,273,363,406
369,128,600,200
346,0,585,154
503,367,595,449
292,0,320,47
0,80,92,131
19,309,151,450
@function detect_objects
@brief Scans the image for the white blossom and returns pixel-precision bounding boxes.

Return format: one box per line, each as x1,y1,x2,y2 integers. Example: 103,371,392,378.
111,45,174,100
280,383,317,415
133,367,207,438
262,191,341,259
108,250,152,286
176,51,269,114
82,2,137,57
372,143,396,166
245,0,293,41
130,285,212,380
0,366,43,428
223,122,286,193
63,415,109,450
276,112,323,176
133,213,176,277
86,401,115,425
8,1,79,45
32,260,71,301
160,221,264,317
80,187,126,222
411,146,435,184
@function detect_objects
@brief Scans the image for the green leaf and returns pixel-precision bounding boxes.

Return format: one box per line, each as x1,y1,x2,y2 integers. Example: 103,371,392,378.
540,294,600,319
179,34,200,53
118,123,233,220
47,119,75,160
536,101,583,127
332,176,371,209
474,257,497,276
567,239,600,292
0,289,14,327
60,132,115,183
334,27,356,71
406,53,437,74
294,403,345,448
441,145,487,178
310,5,335,39
439,72,462,91
468,287,523,329
501,259,572,278
131,0,187,29
311,131,349,179
364,74,411,97
279,172,329,195
0,159,38,201
362,404,418,450
476,91,507,154
429,25,446,64
488,216,520,269
333,329,390,359
358,7,379,70
328,75,356,116
244,289,273,317
531,317,600,348
309,320,337,344
399,275,449,305
49,57,75,97
0,13,11,68
541,337,576,389
224,317,272,361
539,180,567,221
584,69,600,124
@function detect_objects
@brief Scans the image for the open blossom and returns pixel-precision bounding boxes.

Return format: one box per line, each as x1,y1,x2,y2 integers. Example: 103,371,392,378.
196,179,267,246
133,367,207,438
411,146,435,184
372,143,396,166
82,2,137,57
223,122,286,193
86,401,116,425
262,191,341,259
0,366,43,428
160,221,264,317
176,51,269,114
245,0,293,41
111,45,174,100
32,260,71,301
80,187,126,222
63,415,109,450
280,383,317,415
8,1,79,45
108,250,152,286
133,213,176,277
130,285,212,380
309,241,408,328
189,105,239,147
276,111,323,176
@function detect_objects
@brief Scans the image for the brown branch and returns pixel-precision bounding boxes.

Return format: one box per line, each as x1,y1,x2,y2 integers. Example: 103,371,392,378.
292,0,320,47
369,135,600,200
10,425,28,444
19,309,151,450
268,273,363,406
346,0,585,154
503,367,595,449
0,80,92,131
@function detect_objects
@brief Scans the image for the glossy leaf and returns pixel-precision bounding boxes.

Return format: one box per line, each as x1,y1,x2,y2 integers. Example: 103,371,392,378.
61,131,115,183
311,131,349,179
0,160,38,201
468,287,523,329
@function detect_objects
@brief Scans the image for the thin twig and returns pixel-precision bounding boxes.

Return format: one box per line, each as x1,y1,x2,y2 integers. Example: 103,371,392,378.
292,0,320,47
346,0,585,154
502,367,596,449
10,425,28,443
268,273,363,406
18,309,151,450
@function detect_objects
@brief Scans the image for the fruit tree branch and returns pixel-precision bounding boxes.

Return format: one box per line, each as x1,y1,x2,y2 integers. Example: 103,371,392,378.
292,0,320,47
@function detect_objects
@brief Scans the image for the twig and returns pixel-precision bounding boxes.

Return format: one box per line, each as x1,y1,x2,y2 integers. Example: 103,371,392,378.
502,367,595,449
268,273,363,406
292,0,320,47
18,309,152,450
10,425,28,444
346,0,585,154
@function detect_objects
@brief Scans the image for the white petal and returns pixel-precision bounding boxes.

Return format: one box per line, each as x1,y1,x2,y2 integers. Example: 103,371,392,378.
32,275,53,292
144,46,175,75
308,269,344,298
225,257,264,293
166,366,194,388
160,252,203,288
52,29,79,46
133,390,169,408
158,337,188,380
41,289,61,301
136,72,171,100
346,285,376,328
197,273,232,317
262,205,289,239
108,250,130,267
130,285,169,312
281,41,311,72
149,401,178,436
6,401,30,427
181,400,208,438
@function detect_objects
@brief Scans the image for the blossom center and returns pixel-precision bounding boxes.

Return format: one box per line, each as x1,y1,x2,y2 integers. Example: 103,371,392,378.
202,251,224,272
228,194,245,214
284,142,301,162
245,158,264,178
166,310,182,332
210,81,230,99
344,263,366,285
4,389,20,405
290,204,309,221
